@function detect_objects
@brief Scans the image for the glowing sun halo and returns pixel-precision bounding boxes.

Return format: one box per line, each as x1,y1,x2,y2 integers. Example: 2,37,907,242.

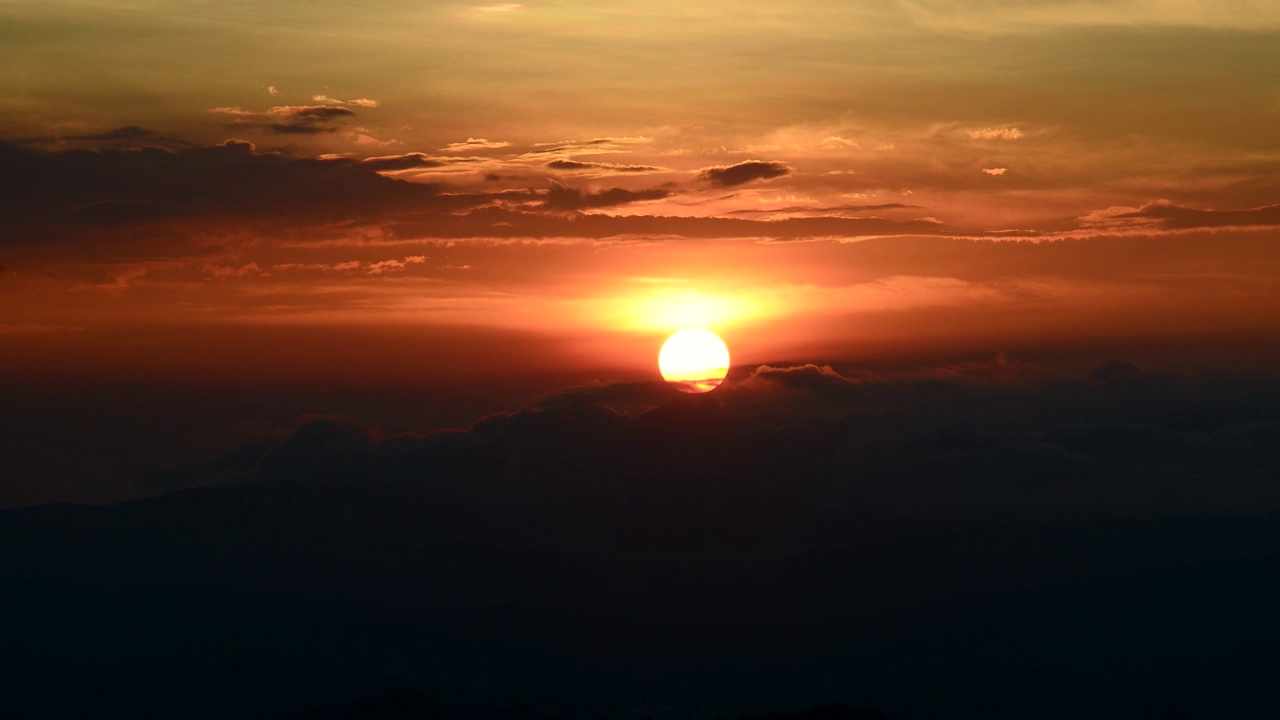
659,328,730,393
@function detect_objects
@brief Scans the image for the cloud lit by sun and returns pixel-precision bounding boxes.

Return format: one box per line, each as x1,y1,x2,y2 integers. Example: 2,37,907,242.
469,4,523,16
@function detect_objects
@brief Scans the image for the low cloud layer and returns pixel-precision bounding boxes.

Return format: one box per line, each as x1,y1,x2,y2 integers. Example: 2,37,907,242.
0,140,949,246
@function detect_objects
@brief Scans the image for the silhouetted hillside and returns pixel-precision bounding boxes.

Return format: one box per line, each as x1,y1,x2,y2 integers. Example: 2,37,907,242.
4,367,1280,718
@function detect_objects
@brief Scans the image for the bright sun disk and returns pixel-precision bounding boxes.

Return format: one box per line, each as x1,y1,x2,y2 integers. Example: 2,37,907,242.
659,328,730,393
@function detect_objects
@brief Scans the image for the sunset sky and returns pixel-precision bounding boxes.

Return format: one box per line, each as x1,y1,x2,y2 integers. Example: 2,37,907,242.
8,6,1280,716
3,0,1280,502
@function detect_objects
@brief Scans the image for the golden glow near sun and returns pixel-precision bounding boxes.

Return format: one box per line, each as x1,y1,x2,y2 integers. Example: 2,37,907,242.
643,293,748,333
589,288,759,335
659,328,730,393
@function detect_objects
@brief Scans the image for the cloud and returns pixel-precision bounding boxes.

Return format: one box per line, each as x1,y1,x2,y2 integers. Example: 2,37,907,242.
352,133,398,148
470,3,523,13
15,126,191,151
732,363,857,397
546,159,600,170
982,167,1007,175
266,105,356,133
358,152,445,171
209,104,357,134
274,261,359,272
204,262,266,280
727,203,923,216
366,254,428,274
27,136,1273,257
365,259,408,274
968,127,1024,140
545,159,662,173
592,135,652,145
443,138,513,152
313,95,380,108
387,204,950,240
820,136,860,150
531,137,655,157
1082,200,1280,231
699,160,792,187
535,184,673,211
65,126,157,142
273,255,428,274
898,0,1280,32
0,139,447,239
0,140,952,249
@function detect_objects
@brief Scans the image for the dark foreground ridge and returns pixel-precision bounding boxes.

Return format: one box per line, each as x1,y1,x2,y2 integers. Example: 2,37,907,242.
270,697,884,719
6,484,1280,718
4,366,1280,718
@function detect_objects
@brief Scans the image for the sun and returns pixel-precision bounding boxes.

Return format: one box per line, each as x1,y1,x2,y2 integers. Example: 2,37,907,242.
659,328,730,393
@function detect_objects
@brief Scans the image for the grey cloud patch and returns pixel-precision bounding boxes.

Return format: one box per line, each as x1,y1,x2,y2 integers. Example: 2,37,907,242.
394,204,948,239
546,159,662,173
530,136,652,155
15,126,191,151
21,136,1190,250
0,140,945,247
209,104,357,135
1104,200,1280,231
589,136,651,145
266,105,356,134
899,0,1280,32
699,160,792,187
0,139,446,239
358,152,446,171
0,139,719,248
67,126,157,142
546,159,596,170
728,203,923,215
536,184,673,211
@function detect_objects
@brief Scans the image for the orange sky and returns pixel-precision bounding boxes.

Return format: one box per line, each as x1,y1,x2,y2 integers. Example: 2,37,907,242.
3,1,1280,391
